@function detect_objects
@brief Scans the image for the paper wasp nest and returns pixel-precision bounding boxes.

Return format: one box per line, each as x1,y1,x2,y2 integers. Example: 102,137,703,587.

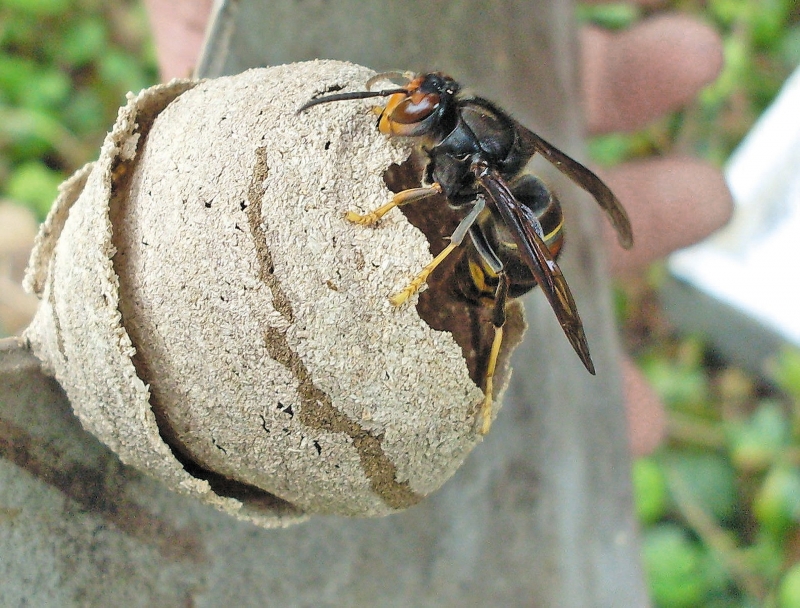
23,61,522,527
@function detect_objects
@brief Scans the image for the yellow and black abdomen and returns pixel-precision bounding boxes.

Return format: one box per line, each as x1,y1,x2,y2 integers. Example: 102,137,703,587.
455,174,564,305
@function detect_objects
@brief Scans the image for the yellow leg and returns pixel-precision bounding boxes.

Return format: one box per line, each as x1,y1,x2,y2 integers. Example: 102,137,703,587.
345,200,399,226
389,241,458,306
479,324,504,435
389,195,487,306
345,185,441,226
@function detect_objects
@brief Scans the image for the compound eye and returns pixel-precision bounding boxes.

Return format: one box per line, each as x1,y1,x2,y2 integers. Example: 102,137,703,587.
391,93,440,124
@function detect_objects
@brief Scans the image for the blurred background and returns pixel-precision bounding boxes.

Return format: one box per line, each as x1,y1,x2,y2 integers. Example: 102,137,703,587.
0,0,799,605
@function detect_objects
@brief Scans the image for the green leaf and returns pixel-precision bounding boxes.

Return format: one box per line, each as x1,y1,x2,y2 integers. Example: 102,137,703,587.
18,68,71,111
753,465,800,539
5,161,64,218
0,105,90,166
727,401,790,472
665,451,737,523
0,105,60,160
640,355,710,413
643,524,711,608
708,0,750,28
0,0,72,17
0,54,38,102
741,532,784,581
98,48,153,97
60,17,108,67
781,25,800,67
751,0,792,50
587,133,636,167
780,562,800,608
62,87,107,135
576,2,640,30
633,457,669,524
769,348,800,402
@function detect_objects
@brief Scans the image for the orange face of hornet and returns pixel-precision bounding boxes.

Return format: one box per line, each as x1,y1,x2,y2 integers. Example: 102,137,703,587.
377,76,442,136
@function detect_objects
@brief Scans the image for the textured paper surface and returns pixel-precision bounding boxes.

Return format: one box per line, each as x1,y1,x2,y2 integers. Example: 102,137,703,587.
25,61,499,522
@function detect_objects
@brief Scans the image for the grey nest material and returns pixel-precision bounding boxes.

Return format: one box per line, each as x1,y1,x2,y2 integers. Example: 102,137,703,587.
23,60,522,526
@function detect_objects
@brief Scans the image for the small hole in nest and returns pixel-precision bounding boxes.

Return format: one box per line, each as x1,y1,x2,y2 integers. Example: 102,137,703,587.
277,401,294,418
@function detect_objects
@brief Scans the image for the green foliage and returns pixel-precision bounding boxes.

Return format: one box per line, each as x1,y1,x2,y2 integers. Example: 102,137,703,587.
577,2,641,30
753,464,800,539
588,0,799,166
769,348,800,402
0,0,71,18
632,362,800,606
643,524,713,608
60,17,108,67
629,328,800,606
6,160,62,216
667,451,738,522
0,0,157,219
727,401,791,471
633,457,670,524
640,337,711,414
779,563,800,608
591,0,799,603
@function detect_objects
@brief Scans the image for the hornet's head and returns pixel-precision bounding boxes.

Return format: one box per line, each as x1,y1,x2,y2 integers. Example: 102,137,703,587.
298,71,460,139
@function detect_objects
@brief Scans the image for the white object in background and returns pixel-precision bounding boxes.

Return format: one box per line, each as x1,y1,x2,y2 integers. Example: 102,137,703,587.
667,65,800,369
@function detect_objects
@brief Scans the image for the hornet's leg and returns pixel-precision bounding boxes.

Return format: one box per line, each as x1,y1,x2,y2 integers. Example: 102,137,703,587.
479,272,510,435
345,183,442,226
465,224,508,435
390,197,486,306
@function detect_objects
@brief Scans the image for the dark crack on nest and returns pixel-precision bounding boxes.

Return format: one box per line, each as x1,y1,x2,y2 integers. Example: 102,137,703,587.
109,97,304,522
262,326,422,511
245,146,294,324
245,149,421,511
